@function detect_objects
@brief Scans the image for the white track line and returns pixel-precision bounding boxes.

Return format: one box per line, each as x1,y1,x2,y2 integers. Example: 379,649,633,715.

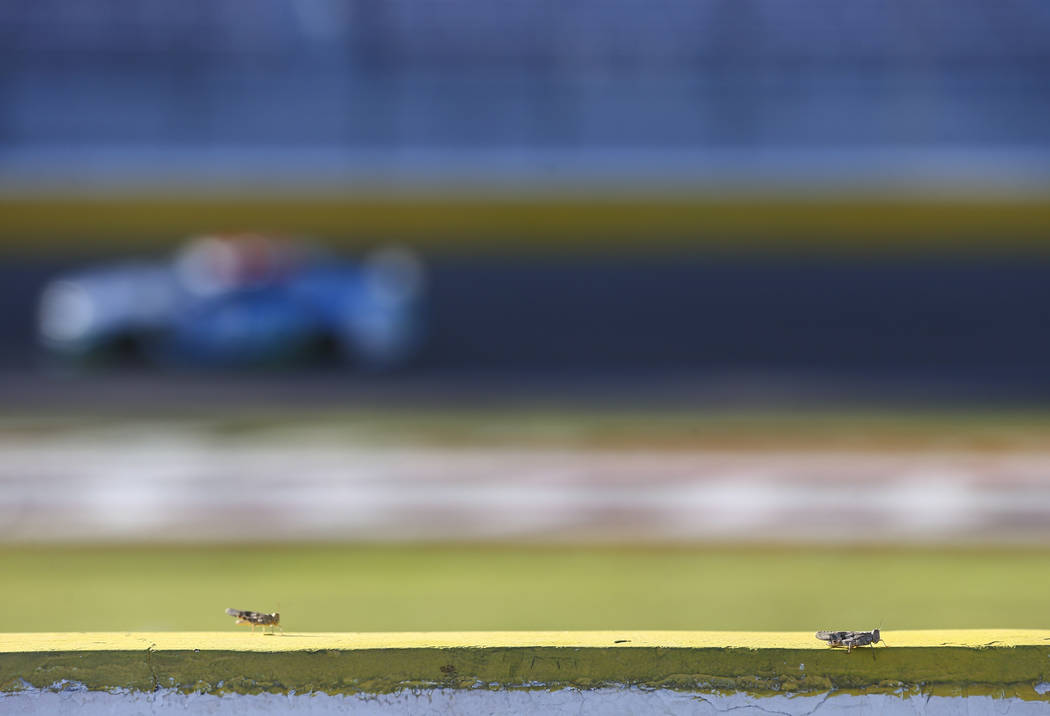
4,431,1050,542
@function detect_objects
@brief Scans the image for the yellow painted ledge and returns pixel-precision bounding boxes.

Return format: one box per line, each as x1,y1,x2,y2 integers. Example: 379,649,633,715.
3,630,1049,652
2,631,1049,698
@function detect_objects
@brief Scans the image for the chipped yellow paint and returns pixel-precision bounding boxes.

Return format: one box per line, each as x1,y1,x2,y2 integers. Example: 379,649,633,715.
2,631,1049,698
2,629,1049,653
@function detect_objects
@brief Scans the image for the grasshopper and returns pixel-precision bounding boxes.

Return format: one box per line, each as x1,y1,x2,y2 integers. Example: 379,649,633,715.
226,608,282,634
815,629,882,652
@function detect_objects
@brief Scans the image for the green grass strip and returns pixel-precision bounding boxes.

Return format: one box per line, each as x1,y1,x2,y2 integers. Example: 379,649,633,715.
4,544,1050,633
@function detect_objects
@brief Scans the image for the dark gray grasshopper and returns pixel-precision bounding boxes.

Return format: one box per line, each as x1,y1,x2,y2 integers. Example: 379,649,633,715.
815,629,881,652
226,608,282,634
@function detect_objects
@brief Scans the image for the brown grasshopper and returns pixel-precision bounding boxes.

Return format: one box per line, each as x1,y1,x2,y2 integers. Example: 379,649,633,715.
226,608,282,634
815,629,882,652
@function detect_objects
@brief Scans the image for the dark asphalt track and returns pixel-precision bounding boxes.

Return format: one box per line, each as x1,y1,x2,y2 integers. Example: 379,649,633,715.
5,252,1050,409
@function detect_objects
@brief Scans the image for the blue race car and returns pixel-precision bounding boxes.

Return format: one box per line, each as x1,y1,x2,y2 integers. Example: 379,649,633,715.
38,235,425,370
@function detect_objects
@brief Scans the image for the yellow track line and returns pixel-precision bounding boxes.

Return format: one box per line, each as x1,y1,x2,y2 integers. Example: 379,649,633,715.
3,196,1050,250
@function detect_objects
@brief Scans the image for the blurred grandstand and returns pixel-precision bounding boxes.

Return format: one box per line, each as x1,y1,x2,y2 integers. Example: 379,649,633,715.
1,0,1049,192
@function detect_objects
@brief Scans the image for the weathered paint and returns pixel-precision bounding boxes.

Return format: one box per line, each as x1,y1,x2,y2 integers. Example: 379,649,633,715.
7,688,1050,715
5,629,1050,651
2,631,1049,699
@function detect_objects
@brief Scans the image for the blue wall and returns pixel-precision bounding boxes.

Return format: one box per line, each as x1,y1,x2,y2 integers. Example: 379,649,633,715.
3,0,1049,185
